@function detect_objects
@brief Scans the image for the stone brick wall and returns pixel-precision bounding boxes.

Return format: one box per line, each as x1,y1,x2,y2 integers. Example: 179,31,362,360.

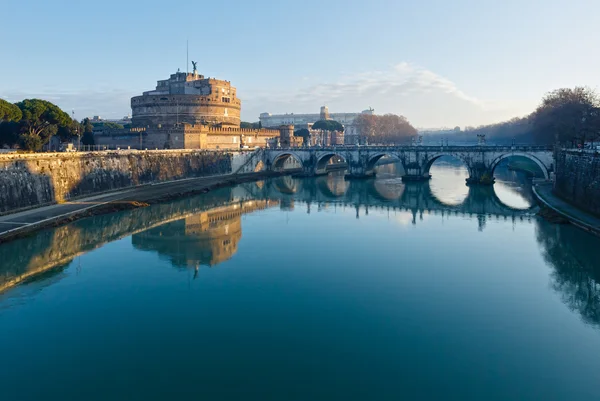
95,126,280,150
554,150,600,216
0,150,236,214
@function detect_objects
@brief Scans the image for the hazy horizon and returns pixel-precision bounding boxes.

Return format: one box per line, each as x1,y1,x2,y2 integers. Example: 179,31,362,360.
2,0,598,128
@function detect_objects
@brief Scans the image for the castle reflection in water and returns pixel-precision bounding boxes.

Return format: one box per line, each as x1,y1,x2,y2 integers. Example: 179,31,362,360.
131,200,278,269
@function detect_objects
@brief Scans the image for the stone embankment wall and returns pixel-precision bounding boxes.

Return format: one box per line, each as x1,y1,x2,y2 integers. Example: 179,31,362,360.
554,150,600,216
0,150,256,214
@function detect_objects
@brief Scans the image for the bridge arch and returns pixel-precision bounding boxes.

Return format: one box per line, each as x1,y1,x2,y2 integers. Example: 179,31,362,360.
423,153,471,176
270,152,304,170
489,152,550,180
366,153,402,173
315,152,347,172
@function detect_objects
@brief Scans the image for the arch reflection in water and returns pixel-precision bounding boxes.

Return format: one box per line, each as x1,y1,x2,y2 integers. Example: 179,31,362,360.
255,173,536,221
493,163,537,209
428,156,470,206
316,172,349,197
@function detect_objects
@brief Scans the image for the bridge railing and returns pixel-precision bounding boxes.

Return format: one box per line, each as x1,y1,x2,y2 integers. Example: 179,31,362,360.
267,145,554,152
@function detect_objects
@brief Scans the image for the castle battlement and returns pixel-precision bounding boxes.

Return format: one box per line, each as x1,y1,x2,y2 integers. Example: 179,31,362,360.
206,127,279,135
132,69,241,128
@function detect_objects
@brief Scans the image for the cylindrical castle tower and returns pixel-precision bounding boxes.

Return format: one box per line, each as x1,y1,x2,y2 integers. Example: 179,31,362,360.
131,72,241,128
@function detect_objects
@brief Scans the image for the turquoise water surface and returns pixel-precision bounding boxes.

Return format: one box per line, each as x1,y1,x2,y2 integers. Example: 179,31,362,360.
1,162,599,401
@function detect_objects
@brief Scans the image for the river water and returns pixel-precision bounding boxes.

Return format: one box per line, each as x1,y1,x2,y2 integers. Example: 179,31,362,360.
1,161,600,401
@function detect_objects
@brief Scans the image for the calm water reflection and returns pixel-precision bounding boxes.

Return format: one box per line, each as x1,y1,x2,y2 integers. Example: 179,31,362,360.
1,164,600,401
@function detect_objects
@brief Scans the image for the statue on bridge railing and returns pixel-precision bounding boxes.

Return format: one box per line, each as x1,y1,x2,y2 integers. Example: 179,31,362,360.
411,136,424,146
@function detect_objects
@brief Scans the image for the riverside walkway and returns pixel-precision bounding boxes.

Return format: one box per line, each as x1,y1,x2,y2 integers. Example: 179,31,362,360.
533,182,600,236
0,172,268,243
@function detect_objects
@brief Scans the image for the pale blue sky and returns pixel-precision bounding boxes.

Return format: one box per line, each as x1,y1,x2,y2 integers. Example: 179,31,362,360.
2,0,598,127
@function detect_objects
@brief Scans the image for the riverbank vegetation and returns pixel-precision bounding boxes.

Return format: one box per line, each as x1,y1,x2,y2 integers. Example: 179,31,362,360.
354,113,418,144
458,87,600,146
240,121,262,129
0,98,83,151
312,120,345,132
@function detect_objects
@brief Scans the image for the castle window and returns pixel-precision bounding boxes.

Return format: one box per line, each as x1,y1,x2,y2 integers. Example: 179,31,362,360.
222,97,231,103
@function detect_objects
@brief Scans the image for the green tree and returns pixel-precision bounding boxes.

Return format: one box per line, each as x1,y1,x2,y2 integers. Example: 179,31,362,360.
312,120,344,132
294,128,310,138
79,118,95,146
0,122,19,147
240,121,261,129
15,99,71,150
0,99,22,122
102,122,124,130
56,118,82,142
82,131,95,145
531,87,600,146
82,117,94,134
19,134,44,152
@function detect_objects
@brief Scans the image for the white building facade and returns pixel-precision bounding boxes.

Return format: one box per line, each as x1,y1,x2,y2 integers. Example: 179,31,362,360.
259,106,374,145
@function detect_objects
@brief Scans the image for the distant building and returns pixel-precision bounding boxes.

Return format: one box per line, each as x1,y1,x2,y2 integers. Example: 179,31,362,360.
260,106,373,128
86,115,132,128
260,106,374,145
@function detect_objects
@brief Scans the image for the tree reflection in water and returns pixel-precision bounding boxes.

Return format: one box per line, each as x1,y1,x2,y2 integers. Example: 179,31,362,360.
536,220,600,327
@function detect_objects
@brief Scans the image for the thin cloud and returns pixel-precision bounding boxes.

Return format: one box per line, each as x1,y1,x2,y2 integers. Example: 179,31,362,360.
243,62,528,127
248,62,482,108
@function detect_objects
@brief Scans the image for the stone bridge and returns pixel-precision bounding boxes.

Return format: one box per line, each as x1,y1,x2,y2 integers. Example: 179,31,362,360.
240,175,537,220
260,145,554,184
